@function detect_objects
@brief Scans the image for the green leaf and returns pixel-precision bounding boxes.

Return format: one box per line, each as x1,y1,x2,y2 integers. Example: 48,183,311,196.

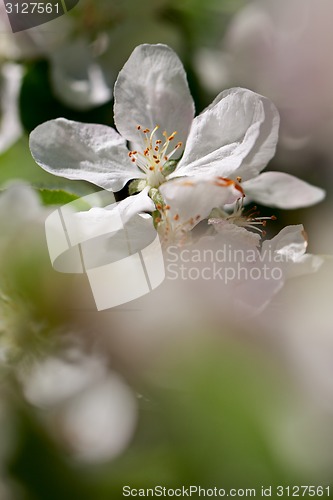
0,136,97,197
36,188,91,209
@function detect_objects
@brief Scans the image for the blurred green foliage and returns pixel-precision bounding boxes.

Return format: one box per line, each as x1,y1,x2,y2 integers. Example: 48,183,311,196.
4,335,332,499
0,0,331,497
19,61,113,133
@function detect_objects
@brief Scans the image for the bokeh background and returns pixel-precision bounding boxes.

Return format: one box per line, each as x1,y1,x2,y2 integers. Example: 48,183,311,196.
0,0,333,498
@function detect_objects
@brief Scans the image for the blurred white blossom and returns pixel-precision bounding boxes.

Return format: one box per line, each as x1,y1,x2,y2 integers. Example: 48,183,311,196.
20,346,138,463
218,0,333,156
0,64,22,153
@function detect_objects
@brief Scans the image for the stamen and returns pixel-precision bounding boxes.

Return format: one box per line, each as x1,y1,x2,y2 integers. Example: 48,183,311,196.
166,142,183,161
219,197,277,236
150,125,159,141
130,124,181,187
156,203,199,246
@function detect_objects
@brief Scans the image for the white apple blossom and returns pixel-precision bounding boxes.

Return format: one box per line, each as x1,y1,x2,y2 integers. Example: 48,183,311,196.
29,43,324,222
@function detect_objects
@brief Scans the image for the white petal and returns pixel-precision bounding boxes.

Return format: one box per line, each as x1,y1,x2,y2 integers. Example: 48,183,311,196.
72,202,155,270
67,188,154,245
0,63,22,153
20,350,108,409
0,182,41,225
110,187,155,221
261,224,307,261
261,225,323,279
208,220,261,248
242,171,325,208
159,176,241,228
61,374,137,462
174,88,279,180
235,276,284,315
50,38,112,111
235,94,280,179
29,118,143,191
114,44,194,152
283,253,324,279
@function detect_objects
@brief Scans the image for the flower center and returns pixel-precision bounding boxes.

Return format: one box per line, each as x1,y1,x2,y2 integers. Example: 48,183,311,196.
153,203,201,247
128,125,182,188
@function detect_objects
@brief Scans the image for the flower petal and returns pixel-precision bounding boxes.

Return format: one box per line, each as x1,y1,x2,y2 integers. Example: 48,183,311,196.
174,88,279,180
0,182,41,227
242,171,325,208
0,63,22,153
50,38,112,111
261,224,308,260
261,225,323,279
208,220,261,248
72,188,154,243
114,44,194,152
106,187,155,224
159,176,241,228
72,210,155,271
29,118,142,191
